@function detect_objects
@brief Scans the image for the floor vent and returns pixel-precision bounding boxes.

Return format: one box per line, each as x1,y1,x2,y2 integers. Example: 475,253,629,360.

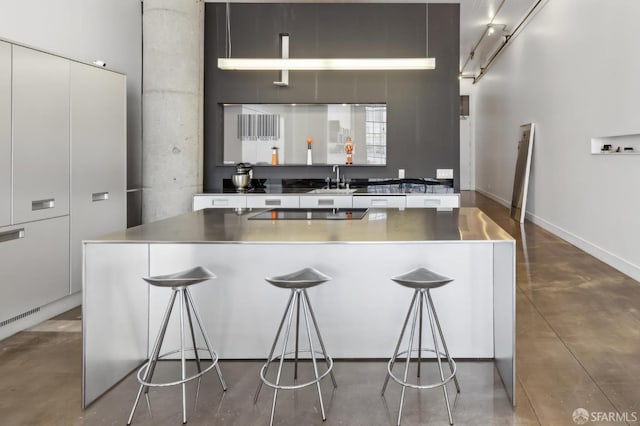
0,307,41,328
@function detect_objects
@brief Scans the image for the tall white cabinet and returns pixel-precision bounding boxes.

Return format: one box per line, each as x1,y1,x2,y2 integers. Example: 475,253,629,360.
12,46,70,223
0,41,11,227
0,41,126,329
70,62,126,294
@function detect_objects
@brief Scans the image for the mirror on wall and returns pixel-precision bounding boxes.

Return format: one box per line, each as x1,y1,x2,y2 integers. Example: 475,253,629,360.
222,103,387,166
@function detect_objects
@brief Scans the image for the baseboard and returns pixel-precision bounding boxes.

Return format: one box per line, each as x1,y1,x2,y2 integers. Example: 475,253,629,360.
476,188,640,281
474,188,640,282
475,187,510,208
0,293,82,341
525,212,640,282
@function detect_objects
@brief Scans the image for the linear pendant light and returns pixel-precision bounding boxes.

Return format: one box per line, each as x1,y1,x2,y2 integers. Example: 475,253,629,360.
218,57,435,71
218,4,435,73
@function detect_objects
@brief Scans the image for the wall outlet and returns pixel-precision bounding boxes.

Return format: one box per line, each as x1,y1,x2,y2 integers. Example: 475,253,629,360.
437,168,454,179
398,169,405,178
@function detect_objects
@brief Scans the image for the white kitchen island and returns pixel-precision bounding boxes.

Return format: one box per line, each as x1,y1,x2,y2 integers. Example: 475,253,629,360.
82,207,515,408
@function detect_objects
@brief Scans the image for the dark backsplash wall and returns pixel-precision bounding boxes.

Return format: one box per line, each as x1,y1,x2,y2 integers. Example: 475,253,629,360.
204,3,460,191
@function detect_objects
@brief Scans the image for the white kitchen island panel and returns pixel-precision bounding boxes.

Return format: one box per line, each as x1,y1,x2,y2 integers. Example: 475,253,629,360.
147,242,494,359
82,244,149,408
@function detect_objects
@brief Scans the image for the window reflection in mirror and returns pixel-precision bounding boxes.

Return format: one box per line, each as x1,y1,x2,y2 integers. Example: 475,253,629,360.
222,103,386,166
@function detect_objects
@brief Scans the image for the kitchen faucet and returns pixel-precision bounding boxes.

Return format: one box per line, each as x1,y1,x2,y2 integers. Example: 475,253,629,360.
332,165,340,188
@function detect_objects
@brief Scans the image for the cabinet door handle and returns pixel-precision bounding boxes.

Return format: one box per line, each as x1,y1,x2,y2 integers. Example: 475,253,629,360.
0,228,25,243
318,199,334,206
265,199,282,206
423,199,441,206
32,198,55,211
92,191,110,202
371,199,388,207
212,199,229,206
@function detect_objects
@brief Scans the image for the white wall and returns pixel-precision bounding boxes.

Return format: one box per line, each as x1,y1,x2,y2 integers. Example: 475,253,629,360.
474,0,640,280
0,0,142,198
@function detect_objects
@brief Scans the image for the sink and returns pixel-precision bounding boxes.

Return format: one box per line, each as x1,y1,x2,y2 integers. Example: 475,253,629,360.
307,188,357,194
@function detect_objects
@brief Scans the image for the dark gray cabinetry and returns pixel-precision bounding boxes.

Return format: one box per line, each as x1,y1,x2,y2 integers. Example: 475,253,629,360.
12,46,70,224
70,62,126,294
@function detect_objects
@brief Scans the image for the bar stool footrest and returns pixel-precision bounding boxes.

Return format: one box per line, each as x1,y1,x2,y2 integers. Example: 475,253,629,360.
387,348,457,390
136,347,220,388
259,350,334,390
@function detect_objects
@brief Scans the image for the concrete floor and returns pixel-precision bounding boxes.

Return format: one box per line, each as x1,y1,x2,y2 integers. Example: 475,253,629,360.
1,191,639,425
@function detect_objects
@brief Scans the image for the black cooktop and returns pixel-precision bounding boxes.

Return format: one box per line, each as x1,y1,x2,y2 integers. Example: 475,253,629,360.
249,208,369,220
221,177,455,194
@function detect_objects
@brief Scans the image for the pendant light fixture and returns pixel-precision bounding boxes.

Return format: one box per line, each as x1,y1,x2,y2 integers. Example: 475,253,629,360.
218,57,436,71
217,2,435,72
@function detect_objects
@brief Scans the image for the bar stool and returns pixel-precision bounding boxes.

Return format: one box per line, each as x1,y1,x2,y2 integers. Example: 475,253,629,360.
127,266,227,425
381,267,461,426
254,267,338,426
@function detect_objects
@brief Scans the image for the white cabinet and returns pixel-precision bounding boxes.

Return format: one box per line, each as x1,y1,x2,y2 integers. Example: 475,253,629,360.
0,42,10,227
353,195,406,209
193,193,460,211
405,194,460,208
0,216,70,323
246,195,300,209
69,62,126,294
12,46,70,224
299,195,353,209
193,194,246,211
193,194,300,210
0,40,126,333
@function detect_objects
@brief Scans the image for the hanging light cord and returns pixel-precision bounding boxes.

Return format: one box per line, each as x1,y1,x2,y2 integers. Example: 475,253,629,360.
425,1,429,57
225,1,232,58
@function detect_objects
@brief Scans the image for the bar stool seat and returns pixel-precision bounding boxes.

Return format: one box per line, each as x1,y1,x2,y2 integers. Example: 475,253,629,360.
382,267,461,426
141,266,216,287
391,267,453,289
127,266,227,425
265,267,331,289
255,267,337,426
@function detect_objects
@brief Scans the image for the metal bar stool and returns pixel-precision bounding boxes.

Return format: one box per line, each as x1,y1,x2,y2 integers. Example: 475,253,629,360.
381,267,461,425
254,267,338,426
127,266,227,425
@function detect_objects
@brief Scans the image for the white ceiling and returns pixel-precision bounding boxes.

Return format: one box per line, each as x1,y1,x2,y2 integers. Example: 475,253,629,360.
205,0,541,78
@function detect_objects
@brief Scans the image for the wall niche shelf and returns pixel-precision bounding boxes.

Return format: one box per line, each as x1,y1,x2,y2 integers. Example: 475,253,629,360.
591,133,640,155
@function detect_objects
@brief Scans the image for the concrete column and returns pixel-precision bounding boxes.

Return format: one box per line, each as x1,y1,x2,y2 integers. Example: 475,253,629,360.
142,0,204,223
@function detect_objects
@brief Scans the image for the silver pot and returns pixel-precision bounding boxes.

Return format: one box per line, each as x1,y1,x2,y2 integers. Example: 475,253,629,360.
231,173,250,191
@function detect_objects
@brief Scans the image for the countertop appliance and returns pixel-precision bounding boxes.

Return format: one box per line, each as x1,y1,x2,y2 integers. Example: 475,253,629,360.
231,163,253,191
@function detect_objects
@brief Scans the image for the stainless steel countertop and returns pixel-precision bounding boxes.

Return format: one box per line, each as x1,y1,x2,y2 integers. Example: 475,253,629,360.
87,207,513,244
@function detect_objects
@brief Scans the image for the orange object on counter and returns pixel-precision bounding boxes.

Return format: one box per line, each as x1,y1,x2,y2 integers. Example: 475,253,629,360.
344,137,354,165
271,147,279,165
306,137,313,165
